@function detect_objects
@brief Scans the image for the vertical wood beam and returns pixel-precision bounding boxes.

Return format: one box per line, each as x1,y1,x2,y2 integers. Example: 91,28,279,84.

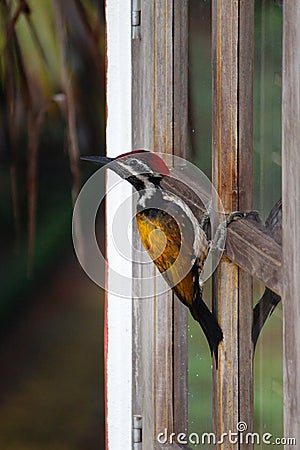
237,3,254,446
212,1,254,448
282,2,300,446
173,0,189,437
132,1,189,446
212,2,239,444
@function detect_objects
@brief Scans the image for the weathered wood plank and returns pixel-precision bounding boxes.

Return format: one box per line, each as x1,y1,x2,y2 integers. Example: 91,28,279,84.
226,219,281,296
212,1,240,447
152,0,174,437
132,0,174,440
132,1,189,447
282,1,300,445
173,0,189,436
212,1,255,448
237,3,255,446
132,3,156,444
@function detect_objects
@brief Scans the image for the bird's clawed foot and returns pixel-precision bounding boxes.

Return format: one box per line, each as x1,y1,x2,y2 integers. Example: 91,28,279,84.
226,210,244,225
226,209,261,226
200,211,210,230
211,209,261,252
210,221,227,252
244,209,261,223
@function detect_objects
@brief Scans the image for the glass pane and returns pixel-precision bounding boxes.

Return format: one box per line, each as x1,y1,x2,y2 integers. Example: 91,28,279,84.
188,0,212,179
254,0,282,217
253,0,283,445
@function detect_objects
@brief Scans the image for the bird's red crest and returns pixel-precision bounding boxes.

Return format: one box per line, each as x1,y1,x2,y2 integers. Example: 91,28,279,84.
117,150,170,177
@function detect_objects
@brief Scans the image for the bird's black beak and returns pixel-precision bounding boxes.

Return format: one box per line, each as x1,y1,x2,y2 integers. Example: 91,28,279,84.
81,155,114,167
81,155,130,179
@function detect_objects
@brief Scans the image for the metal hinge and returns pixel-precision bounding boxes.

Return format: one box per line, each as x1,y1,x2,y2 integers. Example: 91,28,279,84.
133,415,143,449
132,0,141,39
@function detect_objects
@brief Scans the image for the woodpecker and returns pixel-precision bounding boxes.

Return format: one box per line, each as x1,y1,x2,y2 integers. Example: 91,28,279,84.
82,150,223,360
252,198,282,346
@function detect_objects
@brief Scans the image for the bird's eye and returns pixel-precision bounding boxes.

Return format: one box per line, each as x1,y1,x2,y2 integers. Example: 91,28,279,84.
128,159,137,166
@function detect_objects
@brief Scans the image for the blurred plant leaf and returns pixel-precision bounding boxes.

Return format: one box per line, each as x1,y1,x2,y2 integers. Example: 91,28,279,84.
1,0,105,276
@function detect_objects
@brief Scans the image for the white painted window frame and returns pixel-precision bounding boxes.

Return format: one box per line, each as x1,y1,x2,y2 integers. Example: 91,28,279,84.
105,2,189,449
105,1,132,449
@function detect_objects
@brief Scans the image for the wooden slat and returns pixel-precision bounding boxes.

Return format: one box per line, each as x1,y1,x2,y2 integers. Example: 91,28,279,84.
237,3,255,445
132,0,172,442
212,2,239,447
132,2,155,443
132,1,157,443
152,0,174,437
282,1,300,445
132,1,188,447
211,1,255,448
226,219,281,296
173,0,189,436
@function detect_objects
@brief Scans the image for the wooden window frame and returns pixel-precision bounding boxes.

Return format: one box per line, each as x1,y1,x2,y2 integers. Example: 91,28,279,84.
131,2,190,448
282,1,300,444
106,0,300,448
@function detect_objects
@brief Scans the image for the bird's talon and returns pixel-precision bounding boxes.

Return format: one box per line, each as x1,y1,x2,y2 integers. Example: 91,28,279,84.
244,209,261,223
226,209,261,226
226,211,245,225
200,211,210,230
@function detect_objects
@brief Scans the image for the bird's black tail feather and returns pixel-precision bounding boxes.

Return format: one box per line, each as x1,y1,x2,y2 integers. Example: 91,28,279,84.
252,288,281,347
191,296,223,366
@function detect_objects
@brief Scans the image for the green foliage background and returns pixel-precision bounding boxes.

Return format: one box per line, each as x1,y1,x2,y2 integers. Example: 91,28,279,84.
0,1,105,448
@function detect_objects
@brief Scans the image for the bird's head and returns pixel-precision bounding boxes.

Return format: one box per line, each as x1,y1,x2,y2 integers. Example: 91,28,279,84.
81,150,170,191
